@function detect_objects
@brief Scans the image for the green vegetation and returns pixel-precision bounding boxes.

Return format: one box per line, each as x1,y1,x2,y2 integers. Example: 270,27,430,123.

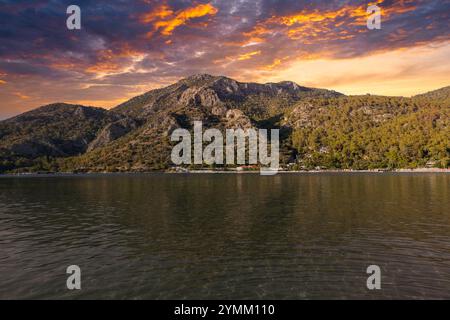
289,95,449,169
0,76,448,173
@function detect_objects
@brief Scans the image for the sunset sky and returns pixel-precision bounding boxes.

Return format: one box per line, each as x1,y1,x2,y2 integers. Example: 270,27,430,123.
0,0,449,119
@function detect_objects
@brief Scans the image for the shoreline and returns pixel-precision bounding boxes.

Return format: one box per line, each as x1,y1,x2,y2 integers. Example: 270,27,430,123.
0,168,449,177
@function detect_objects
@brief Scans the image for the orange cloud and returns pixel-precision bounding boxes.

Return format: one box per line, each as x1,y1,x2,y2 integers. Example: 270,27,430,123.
50,61,80,71
0,80,6,85
13,92,30,100
261,57,293,71
274,7,353,26
243,0,417,43
266,58,281,69
142,3,218,37
238,50,261,61
96,44,143,60
84,44,145,75
85,61,122,74
140,4,174,23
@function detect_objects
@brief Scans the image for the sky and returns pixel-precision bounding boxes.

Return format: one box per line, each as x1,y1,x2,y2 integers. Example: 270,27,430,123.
0,0,449,119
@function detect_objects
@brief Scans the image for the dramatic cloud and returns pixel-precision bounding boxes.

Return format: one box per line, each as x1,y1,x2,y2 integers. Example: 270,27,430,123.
0,0,449,119
141,3,218,36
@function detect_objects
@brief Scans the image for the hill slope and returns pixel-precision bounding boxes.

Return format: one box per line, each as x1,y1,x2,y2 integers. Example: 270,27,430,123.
287,95,449,169
414,86,450,103
0,103,137,172
0,75,448,173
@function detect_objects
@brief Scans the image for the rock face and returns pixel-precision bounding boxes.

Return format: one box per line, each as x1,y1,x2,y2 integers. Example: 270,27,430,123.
179,87,222,107
225,109,253,129
211,105,227,117
87,117,140,151
284,103,314,128
113,74,342,119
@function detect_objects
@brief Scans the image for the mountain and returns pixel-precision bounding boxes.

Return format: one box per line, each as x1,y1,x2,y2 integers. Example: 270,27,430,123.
0,103,139,172
113,74,341,119
414,86,450,103
0,75,448,173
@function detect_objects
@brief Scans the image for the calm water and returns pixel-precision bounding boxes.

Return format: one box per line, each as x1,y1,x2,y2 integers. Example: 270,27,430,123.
0,173,449,299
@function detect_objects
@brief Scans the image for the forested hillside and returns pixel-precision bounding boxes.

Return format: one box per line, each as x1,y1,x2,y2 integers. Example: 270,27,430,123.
0,75,448,173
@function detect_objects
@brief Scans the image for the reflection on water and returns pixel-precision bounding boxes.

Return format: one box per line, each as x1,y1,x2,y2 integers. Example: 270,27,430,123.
0,173,449,299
